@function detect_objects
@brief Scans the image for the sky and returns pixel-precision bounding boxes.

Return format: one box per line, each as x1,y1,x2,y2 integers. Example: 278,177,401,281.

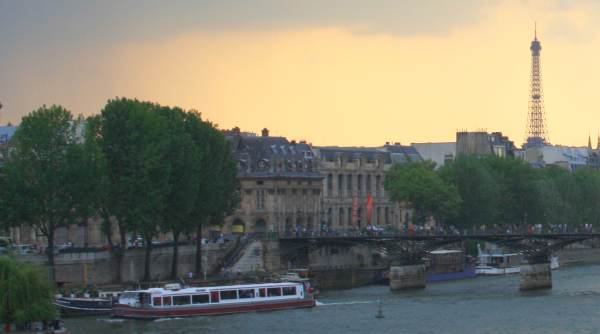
2,0,600,147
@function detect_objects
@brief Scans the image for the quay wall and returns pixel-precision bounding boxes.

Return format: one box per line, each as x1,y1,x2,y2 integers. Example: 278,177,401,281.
17,244,229,286
556,247,600,266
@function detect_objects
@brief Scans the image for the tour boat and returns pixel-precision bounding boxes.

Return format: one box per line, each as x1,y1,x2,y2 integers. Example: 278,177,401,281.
112,281,316,319
54,296,113,316
475,245,559,275
475,245,522,275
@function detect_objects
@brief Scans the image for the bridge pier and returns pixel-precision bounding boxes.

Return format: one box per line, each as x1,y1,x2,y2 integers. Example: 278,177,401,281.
520,256,552,291
389,264,426,291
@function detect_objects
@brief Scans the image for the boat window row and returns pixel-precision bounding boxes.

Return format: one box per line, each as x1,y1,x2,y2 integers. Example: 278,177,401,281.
151,286,298,306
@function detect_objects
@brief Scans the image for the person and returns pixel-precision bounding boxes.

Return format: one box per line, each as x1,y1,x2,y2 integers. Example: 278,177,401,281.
187,271,193,282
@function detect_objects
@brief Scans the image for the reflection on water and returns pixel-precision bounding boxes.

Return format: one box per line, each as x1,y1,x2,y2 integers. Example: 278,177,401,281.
66,264,600,334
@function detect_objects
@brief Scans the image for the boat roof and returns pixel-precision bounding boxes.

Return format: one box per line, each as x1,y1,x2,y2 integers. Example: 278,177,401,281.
429,250,462,254
479,253,521,257
124,282,303,295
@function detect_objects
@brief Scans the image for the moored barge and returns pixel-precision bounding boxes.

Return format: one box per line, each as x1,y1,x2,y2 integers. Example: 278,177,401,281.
112,282,315,319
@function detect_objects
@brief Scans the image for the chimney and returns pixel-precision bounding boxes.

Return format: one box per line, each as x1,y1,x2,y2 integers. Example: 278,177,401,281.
261,128,269,137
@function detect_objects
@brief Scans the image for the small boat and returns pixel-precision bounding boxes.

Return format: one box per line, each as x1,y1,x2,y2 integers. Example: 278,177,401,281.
54,295,113,316
112,281,316,319
425,250,476,283
475,244,522,275
550,255,560,270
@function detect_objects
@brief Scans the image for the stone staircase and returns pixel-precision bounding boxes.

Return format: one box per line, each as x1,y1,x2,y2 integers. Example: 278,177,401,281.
230,240,265,273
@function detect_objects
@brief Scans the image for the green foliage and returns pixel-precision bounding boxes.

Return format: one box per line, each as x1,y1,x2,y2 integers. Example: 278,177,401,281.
185,111,239,274
1,105,95,277
385,162,460,225
98,98,172,282
93,99,239,280
436,155,600,231
0,257,56,328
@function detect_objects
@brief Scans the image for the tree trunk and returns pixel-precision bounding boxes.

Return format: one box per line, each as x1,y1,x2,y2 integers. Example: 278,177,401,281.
46,228,55,281
143,237,153,283
101,211,113,246
170,231,180,279
116,226,127,283
195,225,202,276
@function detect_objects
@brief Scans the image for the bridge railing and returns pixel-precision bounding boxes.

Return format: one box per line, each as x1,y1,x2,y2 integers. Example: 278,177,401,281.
274,227,599,240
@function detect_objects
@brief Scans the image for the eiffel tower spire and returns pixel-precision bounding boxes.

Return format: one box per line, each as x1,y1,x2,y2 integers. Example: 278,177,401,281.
525,24,549,148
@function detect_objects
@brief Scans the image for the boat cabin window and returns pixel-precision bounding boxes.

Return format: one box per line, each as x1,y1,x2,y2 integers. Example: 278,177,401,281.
259,288,267,297
282,286,297,296
163,296,172,306
173,295,191,305
140,293,152,306
210,291,220,303
153,297,162,306
238,289,255,299
220,290,238,300
192,294,209,304
267,287,282,297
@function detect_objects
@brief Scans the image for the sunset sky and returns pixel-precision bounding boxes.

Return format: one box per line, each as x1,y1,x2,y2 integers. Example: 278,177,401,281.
2,1,600,147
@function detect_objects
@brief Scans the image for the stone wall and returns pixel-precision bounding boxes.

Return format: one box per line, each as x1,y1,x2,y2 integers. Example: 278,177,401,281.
556,247,600,266
17,244,231,286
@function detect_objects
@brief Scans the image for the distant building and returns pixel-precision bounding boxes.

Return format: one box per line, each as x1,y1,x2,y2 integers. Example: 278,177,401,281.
221,128,324,237
0,125,17,167
312,143,420,231
525,145,589,171
411,142,455,168
456,131,516,158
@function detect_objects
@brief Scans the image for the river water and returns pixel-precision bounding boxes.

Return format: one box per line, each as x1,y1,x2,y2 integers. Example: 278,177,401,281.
65,264,600,334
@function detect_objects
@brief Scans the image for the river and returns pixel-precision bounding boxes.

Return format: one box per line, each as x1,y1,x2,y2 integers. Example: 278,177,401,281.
65,264,600,333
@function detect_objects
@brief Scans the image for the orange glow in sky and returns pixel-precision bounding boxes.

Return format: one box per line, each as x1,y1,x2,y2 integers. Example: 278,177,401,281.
3,1,600,147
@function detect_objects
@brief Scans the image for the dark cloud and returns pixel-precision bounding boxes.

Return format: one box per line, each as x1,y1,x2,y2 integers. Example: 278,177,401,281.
1,0,491,53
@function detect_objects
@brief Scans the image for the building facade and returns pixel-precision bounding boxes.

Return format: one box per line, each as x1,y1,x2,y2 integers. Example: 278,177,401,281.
220,128,324,236
312,144,421,232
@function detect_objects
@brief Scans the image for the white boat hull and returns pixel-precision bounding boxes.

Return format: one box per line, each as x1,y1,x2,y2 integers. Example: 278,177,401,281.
475,266,520,275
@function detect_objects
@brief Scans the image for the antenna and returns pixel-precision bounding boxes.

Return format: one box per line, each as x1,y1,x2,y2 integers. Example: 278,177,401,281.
534,22,537,40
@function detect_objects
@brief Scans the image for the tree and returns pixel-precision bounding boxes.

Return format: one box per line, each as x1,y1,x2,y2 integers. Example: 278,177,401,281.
82,115,114,247
483,156,544,229
2,105,94,279
440,155,500,230
385,162,460,227
185,113,239,275
157,106,202,279
0,256,56,331
99,98,171,282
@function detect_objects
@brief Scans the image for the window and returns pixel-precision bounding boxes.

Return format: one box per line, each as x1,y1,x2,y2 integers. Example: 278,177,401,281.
210,291,220,303
192,294,209,304
375,175,381,195
173,295,191,305
337,174,343,195
357,174,363,195
366,175,372,195
256,190,266,210
327,174,333,194
238,289,255,299
220,290,238,300
347,174,352,192
267,287,282,297
153,297,162,306
282,286,297,296
259,288,267,297
163,296,172,306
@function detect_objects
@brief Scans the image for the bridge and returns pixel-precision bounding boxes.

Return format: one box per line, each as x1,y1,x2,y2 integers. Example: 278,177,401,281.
278,232,600,291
